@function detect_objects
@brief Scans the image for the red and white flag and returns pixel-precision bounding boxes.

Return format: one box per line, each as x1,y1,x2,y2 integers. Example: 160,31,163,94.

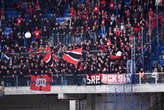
43,51,56,65
62,48,83,66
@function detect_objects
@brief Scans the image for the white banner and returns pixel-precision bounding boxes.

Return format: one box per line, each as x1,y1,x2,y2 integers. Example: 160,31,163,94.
86,74,131,85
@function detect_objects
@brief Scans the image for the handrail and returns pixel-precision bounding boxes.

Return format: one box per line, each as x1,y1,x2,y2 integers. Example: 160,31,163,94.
2,72,164,88
135,72,164,74
1,72,164,77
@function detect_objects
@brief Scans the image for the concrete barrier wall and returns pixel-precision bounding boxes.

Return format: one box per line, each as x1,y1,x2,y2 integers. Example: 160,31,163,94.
78,94,151,110
4,84,164,95
0,95,69,110
94,94,150,110
2,84,164,110
0,93,159,110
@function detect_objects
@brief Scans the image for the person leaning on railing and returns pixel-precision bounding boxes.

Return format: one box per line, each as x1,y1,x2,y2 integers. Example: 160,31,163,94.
139,68,144,83
139,68,144,79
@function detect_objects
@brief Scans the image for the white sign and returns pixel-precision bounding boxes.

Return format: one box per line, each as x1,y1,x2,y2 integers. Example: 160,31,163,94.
36,78,46,87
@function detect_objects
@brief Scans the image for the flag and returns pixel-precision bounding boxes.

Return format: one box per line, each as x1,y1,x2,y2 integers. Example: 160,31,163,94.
43,51,57,68
62,48,82,66
43,51,53,63
1,53,10,61
30,75,51,91
110,51,122,60
110,55,121,60
43,51,56,66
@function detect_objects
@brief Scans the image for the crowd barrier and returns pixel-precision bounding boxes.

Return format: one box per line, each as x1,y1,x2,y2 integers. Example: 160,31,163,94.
2,72,164,87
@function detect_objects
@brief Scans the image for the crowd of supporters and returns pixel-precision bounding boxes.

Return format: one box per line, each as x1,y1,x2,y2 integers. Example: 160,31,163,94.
0,0,163,81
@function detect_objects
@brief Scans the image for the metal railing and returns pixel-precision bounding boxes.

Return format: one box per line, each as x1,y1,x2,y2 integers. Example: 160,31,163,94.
134,72,164,85
2,74,87,87
2,72,164,87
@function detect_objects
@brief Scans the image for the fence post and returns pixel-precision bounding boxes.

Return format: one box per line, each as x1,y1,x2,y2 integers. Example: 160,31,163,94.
27,76,30,86
60,75,63,85
155,75,158,84
16,75,18,88
139,73,141,85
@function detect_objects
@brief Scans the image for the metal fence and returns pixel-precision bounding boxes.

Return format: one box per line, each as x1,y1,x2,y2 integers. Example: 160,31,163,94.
2,72,164,87
134,72,164,84
2,74,86,87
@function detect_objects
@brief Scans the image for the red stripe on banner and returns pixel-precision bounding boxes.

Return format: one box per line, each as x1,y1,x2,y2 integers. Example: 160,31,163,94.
68,47,83,55
43,52,52,63
63,54,78,66
110,55,121,60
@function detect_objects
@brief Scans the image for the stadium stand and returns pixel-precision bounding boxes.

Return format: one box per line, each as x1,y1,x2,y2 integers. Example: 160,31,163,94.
0,0,163,86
